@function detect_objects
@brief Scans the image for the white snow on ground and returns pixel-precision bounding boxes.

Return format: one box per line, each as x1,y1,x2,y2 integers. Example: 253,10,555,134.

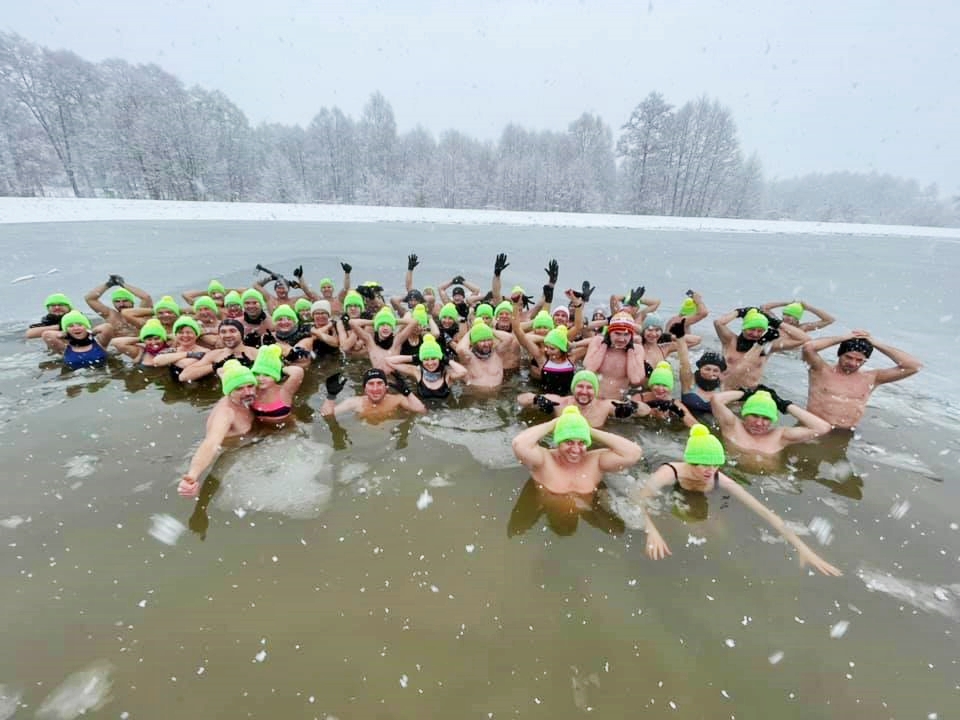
2,198,959,239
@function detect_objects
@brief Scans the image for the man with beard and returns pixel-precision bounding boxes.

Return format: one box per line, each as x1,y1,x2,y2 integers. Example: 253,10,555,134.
177,360,259,498
517,370,640,428
582,311,647,399
492,300,522,370
178,319,259,383
710,386,831,456
714,307,809,389
320,367,426,420
803,331,922,429
454,320,514,388
511,405,644,495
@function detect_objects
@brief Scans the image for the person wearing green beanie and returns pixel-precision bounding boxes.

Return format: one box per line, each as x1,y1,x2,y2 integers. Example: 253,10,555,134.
26,293,76,339
633,423,841,575
759,299,835,333
512,405,643,494
60,310,92,332
518,368,640,429
661,291,708,349
189,295,221,337
530,310,555,333
235,288,274,348
139,318,168,343
294,298,313,323
709,385,831,458
647,361,674,391
241,288,267,316
218,290,244,321
41,310,109,370
373,307,398,334
109,318,171,367
627,360,696,427
153,295,182,319
343,290,365,317
679,297,697,317
494,301,514,332
385,334,469,401
81,274,153,341
714,304,811,389
450,319,513,388
512,310,575,394
248,344,305,424
474,303,495,324
151,315,211,379
411,304,430,329
177,359,260,500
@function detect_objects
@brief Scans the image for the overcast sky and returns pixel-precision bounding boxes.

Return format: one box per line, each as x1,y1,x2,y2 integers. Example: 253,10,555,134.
6,0,958,194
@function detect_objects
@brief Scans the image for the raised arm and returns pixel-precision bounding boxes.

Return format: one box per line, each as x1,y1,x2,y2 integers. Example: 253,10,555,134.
866,334,923,385
770,320,809,352
84,280,113,318
511,302,544,361
798,301,834,331
178,407,233,497
713,309,738,345
676,333,695,392
592,427,644,472
718,473,841,576
710,389,745,435
510,417,556,470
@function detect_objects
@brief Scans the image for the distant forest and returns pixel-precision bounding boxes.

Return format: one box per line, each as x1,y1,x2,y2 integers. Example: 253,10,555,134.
1,32,957,227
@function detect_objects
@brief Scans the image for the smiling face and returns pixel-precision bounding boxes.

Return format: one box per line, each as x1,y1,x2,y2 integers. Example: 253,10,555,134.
364,378,387,403
312,310,330,327
219,324,242,348
689,464,719,484
573,380,595,406
422,357,441,373
176,327,198,347
65,323,90,340
196,308,217,324
275,316,296,334
156,309,178,326
320,284,334,299
243,299,262,316
643,326,662,344
650,385,671,402
143,336,167,354
377,324,394,340
557,439,587,464
274,283,289,299
113,298,134,311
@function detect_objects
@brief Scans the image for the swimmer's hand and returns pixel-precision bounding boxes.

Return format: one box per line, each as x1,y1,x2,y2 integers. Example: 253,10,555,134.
325,372,348,398
493,253,509,277
541,284,554,303
761,326,780,343
178,475,200,498
625,285,645,307
533,394,559,414
407,254,419,272
579,281,595,303
738,386,758,401
758,385,792,414
388,371,411,396
339,314,350,329
735,306,757,318
668,319,686,338
293,265,303,279
544,259,559,285
762,311,782,329
798,546,842,576
645,529,671,560
612,400,638,418
451,275,466,285
340,261,352,274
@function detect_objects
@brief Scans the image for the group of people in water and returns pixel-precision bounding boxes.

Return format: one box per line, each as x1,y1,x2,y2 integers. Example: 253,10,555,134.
26,252,923,575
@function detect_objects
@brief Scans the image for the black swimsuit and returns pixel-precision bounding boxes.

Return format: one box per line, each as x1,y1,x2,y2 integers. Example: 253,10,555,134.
417,369,451,399
663,463,719,493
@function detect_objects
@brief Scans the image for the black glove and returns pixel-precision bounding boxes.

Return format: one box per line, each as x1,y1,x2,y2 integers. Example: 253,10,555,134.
667,401,685,419
105,275,118,288
758,385,792,414
293,265,304,279
340,261,352,274
532,394,559,414
613,400,638,418
357,285,375,300
739,386,758,401
407,254,419,271
579,281,595,303
325,373,348,398
340,313,350,329
735,306,757,318
520,293,534,310
668,319,686,339
544,259,559,285
542,284,554,304
763,312,782,329
685,289,696,298
481,290,495,303
388,371,411,396
493,253,509,277
625,285,645,307
761,326,780,343
451,275,466,285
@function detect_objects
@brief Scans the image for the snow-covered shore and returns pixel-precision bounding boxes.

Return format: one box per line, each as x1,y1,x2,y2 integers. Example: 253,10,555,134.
2,197,959,239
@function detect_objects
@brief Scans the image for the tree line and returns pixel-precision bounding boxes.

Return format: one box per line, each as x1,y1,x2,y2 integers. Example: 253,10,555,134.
1,31,956,226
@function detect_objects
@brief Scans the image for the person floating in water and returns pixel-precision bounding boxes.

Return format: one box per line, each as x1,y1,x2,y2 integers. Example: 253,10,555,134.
634,424,841,576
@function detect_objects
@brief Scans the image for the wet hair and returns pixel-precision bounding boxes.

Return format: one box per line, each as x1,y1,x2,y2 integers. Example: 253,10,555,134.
219,319,244,333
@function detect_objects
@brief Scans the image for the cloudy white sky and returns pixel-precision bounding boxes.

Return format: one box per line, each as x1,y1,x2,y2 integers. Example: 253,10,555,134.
6,0,958,194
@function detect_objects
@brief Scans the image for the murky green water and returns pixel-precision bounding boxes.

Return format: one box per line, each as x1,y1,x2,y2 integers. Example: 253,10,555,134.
0,219,958,718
